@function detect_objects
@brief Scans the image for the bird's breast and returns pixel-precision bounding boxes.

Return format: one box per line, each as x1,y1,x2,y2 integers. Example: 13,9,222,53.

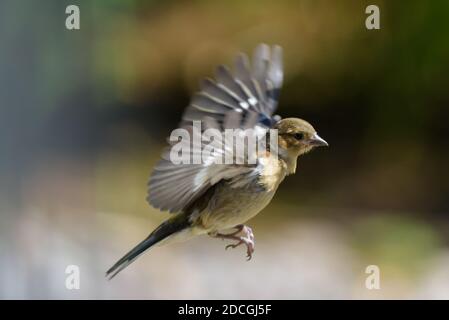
197,156,287,232
199,185,278,231
255,154,287,192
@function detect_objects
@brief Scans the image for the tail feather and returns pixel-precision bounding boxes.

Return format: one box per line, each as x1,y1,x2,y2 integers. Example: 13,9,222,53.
106,215,190,280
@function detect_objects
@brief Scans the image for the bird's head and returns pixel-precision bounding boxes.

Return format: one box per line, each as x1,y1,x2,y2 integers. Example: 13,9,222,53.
274,118,328,174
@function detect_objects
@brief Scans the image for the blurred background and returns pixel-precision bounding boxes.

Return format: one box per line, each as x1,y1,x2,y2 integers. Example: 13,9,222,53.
1,0,449,299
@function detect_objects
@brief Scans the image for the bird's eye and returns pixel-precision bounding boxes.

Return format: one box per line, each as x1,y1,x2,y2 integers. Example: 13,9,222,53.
294,132,304,140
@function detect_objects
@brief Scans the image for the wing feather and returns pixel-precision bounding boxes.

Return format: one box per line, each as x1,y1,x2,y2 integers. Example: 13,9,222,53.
147,44,284,213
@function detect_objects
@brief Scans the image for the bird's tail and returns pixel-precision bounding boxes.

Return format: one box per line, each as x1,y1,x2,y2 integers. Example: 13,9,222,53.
106,214,190,280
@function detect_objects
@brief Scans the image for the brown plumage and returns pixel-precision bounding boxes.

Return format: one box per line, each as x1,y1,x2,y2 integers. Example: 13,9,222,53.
106,44,328,279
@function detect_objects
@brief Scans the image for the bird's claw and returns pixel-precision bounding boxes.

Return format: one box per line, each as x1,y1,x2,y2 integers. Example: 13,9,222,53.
225,242,241,250
224,237,255,260
215,225,255,260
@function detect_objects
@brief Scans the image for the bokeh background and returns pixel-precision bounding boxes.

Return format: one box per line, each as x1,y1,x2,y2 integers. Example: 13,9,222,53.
1,0,449,299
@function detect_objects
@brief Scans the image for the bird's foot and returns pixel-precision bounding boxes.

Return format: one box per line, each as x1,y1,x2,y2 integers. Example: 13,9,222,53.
212,225,255,260
226,224,245,236
225,236,255,260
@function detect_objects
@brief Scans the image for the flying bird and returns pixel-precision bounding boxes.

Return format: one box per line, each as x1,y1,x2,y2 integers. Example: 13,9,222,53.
106,44,328,279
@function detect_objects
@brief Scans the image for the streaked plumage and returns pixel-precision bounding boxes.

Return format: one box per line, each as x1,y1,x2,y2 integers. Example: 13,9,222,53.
106,44,328,279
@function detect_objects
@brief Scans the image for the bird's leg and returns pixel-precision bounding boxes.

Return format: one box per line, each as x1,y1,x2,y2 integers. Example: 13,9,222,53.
209,225,255,260
224,224,245,236
208,224,244,239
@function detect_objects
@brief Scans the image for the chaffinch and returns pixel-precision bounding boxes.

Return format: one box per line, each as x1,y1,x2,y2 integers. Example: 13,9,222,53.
107,44,327,279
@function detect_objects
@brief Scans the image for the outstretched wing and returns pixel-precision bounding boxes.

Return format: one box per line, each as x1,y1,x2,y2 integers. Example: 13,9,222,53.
182,43,283,130
147,44,284,214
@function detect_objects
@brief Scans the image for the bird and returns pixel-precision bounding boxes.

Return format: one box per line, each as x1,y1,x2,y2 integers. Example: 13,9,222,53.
106,44,328,279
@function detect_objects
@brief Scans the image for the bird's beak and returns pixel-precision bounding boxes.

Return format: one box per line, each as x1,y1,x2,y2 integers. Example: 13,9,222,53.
307,133,328,147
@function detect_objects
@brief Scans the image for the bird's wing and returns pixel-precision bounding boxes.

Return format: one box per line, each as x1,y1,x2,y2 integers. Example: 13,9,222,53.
147,44,284,214
147,122,255,213
183,43,283,129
